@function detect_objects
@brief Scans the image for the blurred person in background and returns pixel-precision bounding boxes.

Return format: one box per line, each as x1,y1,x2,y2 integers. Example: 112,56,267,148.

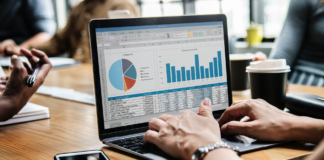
256,0,324,87
35,0,140,63
0,0,56,56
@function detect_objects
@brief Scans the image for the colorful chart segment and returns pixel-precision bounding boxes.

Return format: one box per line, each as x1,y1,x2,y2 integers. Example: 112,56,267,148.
109,59,137,91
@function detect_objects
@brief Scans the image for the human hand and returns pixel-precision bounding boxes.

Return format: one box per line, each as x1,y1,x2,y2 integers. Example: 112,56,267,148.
219,99,300,141
2,48,52,113
0,76,9,92
143,98,222,159
0,39,21,56
253,51,267,61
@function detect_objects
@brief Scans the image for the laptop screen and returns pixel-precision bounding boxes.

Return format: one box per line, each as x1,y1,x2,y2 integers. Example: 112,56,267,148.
95,21,229,129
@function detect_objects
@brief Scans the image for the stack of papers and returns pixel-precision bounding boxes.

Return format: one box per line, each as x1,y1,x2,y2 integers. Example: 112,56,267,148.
36,86,96,105
0,57,80,69
0,103,49,126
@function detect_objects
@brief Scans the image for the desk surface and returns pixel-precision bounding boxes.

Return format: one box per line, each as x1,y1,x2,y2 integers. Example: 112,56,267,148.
0,64,322,160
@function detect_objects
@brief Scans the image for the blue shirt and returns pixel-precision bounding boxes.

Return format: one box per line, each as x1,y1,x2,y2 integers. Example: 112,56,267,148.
0,0,56,45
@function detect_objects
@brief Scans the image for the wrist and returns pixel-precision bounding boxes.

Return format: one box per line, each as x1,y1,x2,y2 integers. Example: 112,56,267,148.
0,94,20,109
0,95,20,121
186,135,222,159
204,148,240,160
289,116,324,143
191,142,239,160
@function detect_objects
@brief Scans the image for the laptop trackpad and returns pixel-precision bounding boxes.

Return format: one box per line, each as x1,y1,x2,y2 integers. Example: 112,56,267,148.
222,134,280,153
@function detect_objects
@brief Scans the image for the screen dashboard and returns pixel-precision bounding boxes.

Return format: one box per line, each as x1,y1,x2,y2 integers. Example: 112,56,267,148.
95,21,229,129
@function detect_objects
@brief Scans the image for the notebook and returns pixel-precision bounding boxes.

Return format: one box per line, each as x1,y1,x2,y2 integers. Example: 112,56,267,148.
0,102,50,126
286,94,324,119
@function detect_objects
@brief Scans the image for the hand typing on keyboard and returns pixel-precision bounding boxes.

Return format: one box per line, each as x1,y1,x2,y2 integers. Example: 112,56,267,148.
218,99,324,143
143,98,239,160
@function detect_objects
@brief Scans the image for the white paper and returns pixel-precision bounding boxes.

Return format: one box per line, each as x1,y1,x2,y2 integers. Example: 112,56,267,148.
36,86,96,105
0,102,50,126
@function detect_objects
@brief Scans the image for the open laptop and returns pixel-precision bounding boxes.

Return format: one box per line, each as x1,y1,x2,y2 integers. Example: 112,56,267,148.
89,14,279,160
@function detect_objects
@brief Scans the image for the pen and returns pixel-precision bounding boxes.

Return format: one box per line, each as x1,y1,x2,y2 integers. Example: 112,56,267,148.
26,62,41,87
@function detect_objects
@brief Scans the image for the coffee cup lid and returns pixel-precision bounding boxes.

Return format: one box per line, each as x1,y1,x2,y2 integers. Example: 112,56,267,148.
230,53,254,61
246,59,291,73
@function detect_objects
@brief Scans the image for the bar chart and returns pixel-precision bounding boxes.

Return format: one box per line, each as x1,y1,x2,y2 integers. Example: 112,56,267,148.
166,51,223,83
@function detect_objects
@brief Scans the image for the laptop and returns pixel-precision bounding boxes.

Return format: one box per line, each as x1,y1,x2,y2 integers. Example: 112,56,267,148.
89,14,279,160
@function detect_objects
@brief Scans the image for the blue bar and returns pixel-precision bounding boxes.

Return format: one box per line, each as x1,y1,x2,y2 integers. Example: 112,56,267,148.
171,66,176,82
213,58,218,77
186,70,191,80
218,51,223,76
166,63,171,83
96,22,223,32
108,82,228,100
209,62,214,78
195,55,200,79
191,66,195,80
177,70,181,82
205,68,209,78
200,66,205,79
181,67,186,81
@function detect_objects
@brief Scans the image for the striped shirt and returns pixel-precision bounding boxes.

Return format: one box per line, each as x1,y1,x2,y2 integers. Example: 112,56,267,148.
290,70,324,87
270,0,324,87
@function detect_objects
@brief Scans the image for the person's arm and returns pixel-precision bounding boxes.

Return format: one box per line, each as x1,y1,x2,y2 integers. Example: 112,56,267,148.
0,0,56,56
218,99,324,144
143,98,241,160
0,33,51,56
0,49,52,121
19,33,51,49
269,0,310,67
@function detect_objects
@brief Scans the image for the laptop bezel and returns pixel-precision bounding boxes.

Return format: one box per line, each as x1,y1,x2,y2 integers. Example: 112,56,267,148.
88,14,233,141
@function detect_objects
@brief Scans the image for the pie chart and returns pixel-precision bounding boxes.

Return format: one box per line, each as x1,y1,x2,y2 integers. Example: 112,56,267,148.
109,59,137,91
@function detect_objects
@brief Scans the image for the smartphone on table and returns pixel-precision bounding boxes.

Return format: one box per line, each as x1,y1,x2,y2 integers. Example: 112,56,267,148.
54,150,109,160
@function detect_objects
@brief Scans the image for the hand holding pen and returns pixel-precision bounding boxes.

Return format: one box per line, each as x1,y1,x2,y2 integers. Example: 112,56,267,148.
26,62,41,87
0,49,52,113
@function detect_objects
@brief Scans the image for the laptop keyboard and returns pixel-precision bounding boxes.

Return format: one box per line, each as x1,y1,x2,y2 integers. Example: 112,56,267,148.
109,135,146,154
108,116,221,155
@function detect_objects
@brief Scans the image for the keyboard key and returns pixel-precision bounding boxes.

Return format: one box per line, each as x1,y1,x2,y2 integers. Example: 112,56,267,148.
136,149,145,154
129,146,142,151
125,143,139,149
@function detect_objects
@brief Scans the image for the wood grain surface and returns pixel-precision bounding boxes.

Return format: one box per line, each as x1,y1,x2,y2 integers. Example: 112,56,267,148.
0,64,322,160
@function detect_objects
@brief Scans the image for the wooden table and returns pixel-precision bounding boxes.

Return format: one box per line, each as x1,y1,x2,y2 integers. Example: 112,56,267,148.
0,64,322,160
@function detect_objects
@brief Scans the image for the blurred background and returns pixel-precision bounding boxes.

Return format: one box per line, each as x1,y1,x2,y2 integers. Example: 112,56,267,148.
52,0,290,56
